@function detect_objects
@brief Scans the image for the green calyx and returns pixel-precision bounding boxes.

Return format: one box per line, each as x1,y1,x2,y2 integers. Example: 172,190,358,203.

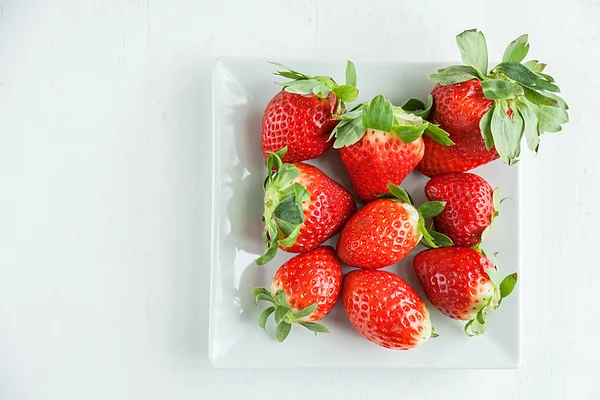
328,94,454,149
251,288,330,342
464,263,518,337
270,61,359,108
378,183,453,249
256,147,310,266
429,29,569,165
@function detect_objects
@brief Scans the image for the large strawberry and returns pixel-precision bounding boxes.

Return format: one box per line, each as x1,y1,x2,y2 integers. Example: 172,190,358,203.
336,183,450,269
413,247,518,336
416,29,569,176
252,246,342,342
342,269,436,350
330,94,453,203
425,172,502,247
262,62,359,163
257,148,355,265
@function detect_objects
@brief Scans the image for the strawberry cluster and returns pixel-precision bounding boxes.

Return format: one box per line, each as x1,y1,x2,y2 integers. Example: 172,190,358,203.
251,29,567,348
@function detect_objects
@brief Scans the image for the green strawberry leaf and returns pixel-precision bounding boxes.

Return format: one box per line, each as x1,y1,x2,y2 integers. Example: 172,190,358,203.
392,123,428,144
386,183,412,204
258,306,275,331
537,105,569,132
276,321,292,342
523,59,547,73
502,34,529,63
400,98,426,112
456,29,489,78
293,303,318,320
479,103,495,150
481,79,523,100
274,306,290,324
490,99,523,165
424,123,454,146
516,98,541,153
298,322,330,335
500,273,518,299
418,217,438,248
429,65,481,85
420,228,454,249
274,290,287,306
361,94,394,131
331,115,366,148
346,60,357,87
333,108,363,121
332,84,359,103
270,61,358,102
256,235,279,265
278,225,301,247
522,87,559,108
418,201,445,218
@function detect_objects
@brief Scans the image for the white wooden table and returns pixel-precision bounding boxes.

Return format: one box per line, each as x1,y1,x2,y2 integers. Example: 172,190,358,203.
1,1,598,398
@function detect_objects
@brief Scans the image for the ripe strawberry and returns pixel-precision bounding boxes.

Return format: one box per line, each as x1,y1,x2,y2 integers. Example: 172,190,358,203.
262,61,359,163
417,29,568,176
331,94,453,203
425,172,501,247
257,148,356,265
413,247,518,336
252,246,342,342
342,269,436,350
336,183,447,269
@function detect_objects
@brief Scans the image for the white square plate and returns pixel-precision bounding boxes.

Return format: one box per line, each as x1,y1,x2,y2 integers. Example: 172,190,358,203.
209,58,521,368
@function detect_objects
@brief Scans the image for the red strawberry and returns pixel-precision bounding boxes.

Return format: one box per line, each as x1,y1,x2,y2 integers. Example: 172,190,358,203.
413,247,517,336
252,246,342,342
425,172,500,247
417,29,568,176
257,148,356,265
342,269,436,350
262,62,359,163
336,183,446,269
331,94,453,203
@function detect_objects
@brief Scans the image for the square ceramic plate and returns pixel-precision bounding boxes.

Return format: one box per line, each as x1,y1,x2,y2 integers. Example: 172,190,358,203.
209,58,521,368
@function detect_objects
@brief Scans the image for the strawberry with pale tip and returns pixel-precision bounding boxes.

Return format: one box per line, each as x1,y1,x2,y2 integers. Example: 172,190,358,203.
252,246,342,342
342,269,437,350
413,247,518,336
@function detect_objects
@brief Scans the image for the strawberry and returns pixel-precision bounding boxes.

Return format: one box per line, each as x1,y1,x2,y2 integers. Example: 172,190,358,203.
330,94,453,203
342,269,436,350
413,247,517,336
257,148,356,265
425,172,502,247
416,29,569,176
252,246,342,342
336,183,449,269
262,61,359,163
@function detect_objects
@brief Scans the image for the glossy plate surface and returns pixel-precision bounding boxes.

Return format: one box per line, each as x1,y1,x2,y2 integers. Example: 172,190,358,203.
210,58,521,368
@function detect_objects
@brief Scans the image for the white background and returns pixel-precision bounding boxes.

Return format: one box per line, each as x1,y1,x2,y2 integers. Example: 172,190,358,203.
0,0,598,399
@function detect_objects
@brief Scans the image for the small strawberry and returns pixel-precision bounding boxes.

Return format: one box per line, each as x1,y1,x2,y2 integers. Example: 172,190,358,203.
252,246,342,342
262,61,359,163
413,247,518,336
425,172,502,247
342,269,436,350
417,29,568,176
330,94,453,203
336,183,449,269
257,148,356,265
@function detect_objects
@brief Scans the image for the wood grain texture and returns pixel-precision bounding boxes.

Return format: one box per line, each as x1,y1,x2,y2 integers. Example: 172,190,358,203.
0,0,598,398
